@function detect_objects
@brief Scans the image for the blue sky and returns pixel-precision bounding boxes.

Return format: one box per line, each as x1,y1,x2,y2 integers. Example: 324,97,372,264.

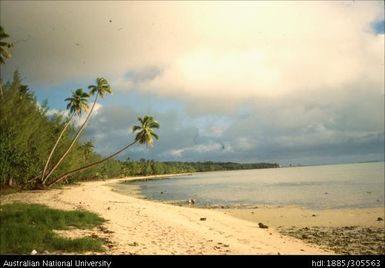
373,19,385,33
1,1,384,165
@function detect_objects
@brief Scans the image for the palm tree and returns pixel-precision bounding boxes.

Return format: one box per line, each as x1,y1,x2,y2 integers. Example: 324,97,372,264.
42,78,112,185
82,141,94,162
88,77,112,99
39,89,90,186
133,115,159,145
46,115,160,187
65,88,90,115
0,26,13,64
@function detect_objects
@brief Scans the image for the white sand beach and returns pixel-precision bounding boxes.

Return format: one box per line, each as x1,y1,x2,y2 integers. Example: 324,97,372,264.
0,176,334,255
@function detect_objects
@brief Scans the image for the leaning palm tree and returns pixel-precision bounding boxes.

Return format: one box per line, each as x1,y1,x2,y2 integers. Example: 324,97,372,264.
42,78,112,185
0,26,13,64
46,115,160,187
39,88,90,186
133,115,159,145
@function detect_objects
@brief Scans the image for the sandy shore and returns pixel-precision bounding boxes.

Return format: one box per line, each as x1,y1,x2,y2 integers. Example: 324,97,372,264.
0,176,332,255
222,206,384,255
222,206,385,228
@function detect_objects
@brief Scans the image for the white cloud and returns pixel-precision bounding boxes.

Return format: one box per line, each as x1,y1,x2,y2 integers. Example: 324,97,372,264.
73,102,103,127
2,1,384,164
131,2,383,104
43,102,103,127
164,142,227,159
45,107,68,118
2,2,383,100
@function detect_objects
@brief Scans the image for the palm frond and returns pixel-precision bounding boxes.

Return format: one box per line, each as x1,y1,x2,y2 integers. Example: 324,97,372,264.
148,121,160,129
132,125,141,132
151,132,159,140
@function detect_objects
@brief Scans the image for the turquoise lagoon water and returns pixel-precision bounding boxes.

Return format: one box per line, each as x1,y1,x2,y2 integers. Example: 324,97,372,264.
118,162,384,209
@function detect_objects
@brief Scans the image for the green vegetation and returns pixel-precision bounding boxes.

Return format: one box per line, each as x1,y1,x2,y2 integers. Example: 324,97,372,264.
40,88,91,186
0,71,124,189
0,72,160,189
121,160,279,176
0,203,105,254
49,115,160,187
41,78,113,186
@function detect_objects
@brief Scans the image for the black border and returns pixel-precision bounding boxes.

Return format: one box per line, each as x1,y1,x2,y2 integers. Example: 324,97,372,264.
1,255,384,268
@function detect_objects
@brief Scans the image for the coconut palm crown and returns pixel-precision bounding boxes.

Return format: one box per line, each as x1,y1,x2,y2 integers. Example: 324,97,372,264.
88,77,112,98
133,115,160,145
64,88,90,115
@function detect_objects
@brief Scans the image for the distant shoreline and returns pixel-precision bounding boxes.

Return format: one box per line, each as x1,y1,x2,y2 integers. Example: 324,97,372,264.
114,162,384,211
280,160,384,168
117,172,194,183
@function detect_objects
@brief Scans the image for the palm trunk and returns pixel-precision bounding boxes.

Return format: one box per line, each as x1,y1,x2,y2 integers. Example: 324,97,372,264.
42,93,99,184
40,114,73,183
7,177,14,187
47,140,137,187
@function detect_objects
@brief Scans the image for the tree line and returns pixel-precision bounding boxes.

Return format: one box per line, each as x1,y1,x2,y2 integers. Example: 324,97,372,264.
120,160,279,176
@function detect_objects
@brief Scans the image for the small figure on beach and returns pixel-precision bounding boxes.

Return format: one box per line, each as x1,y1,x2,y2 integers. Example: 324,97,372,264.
188,199,195,205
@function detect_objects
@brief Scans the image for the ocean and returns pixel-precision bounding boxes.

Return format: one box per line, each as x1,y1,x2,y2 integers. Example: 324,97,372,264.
117,162,384,210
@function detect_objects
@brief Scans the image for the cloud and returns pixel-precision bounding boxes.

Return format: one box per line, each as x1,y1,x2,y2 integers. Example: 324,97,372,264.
78,93,383,164
130,2,383,106
74,102,103,127
45,107,68,118
164,142,230,159
1,1,383,164
2,2,383,94
44,102,103,128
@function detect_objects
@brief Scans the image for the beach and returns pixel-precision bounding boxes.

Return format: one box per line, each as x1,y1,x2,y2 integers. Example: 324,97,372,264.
1,175,335,255
1,175,384,255
222,207,384,255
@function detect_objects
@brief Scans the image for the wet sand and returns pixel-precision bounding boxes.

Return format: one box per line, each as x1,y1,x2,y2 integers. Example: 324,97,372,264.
222,206,385,255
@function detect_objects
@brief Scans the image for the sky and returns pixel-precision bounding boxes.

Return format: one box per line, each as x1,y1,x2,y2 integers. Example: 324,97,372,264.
1,1,384,165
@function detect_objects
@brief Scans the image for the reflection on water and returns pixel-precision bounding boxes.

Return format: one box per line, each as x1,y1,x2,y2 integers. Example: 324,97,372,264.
118,162,384,209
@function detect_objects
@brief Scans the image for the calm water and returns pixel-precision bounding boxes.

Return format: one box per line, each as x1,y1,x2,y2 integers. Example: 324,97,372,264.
119,162,385,209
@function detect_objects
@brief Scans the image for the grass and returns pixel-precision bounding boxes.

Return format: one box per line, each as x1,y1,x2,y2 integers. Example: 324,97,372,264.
0,203,106,254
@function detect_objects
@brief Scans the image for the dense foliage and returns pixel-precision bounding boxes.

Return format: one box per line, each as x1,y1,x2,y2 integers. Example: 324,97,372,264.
0,72,122,188
121,160,279,176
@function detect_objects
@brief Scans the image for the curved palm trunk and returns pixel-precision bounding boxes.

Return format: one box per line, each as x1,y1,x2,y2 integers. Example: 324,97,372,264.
40,114,73,183
42,93,99,184
47,140,137,187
